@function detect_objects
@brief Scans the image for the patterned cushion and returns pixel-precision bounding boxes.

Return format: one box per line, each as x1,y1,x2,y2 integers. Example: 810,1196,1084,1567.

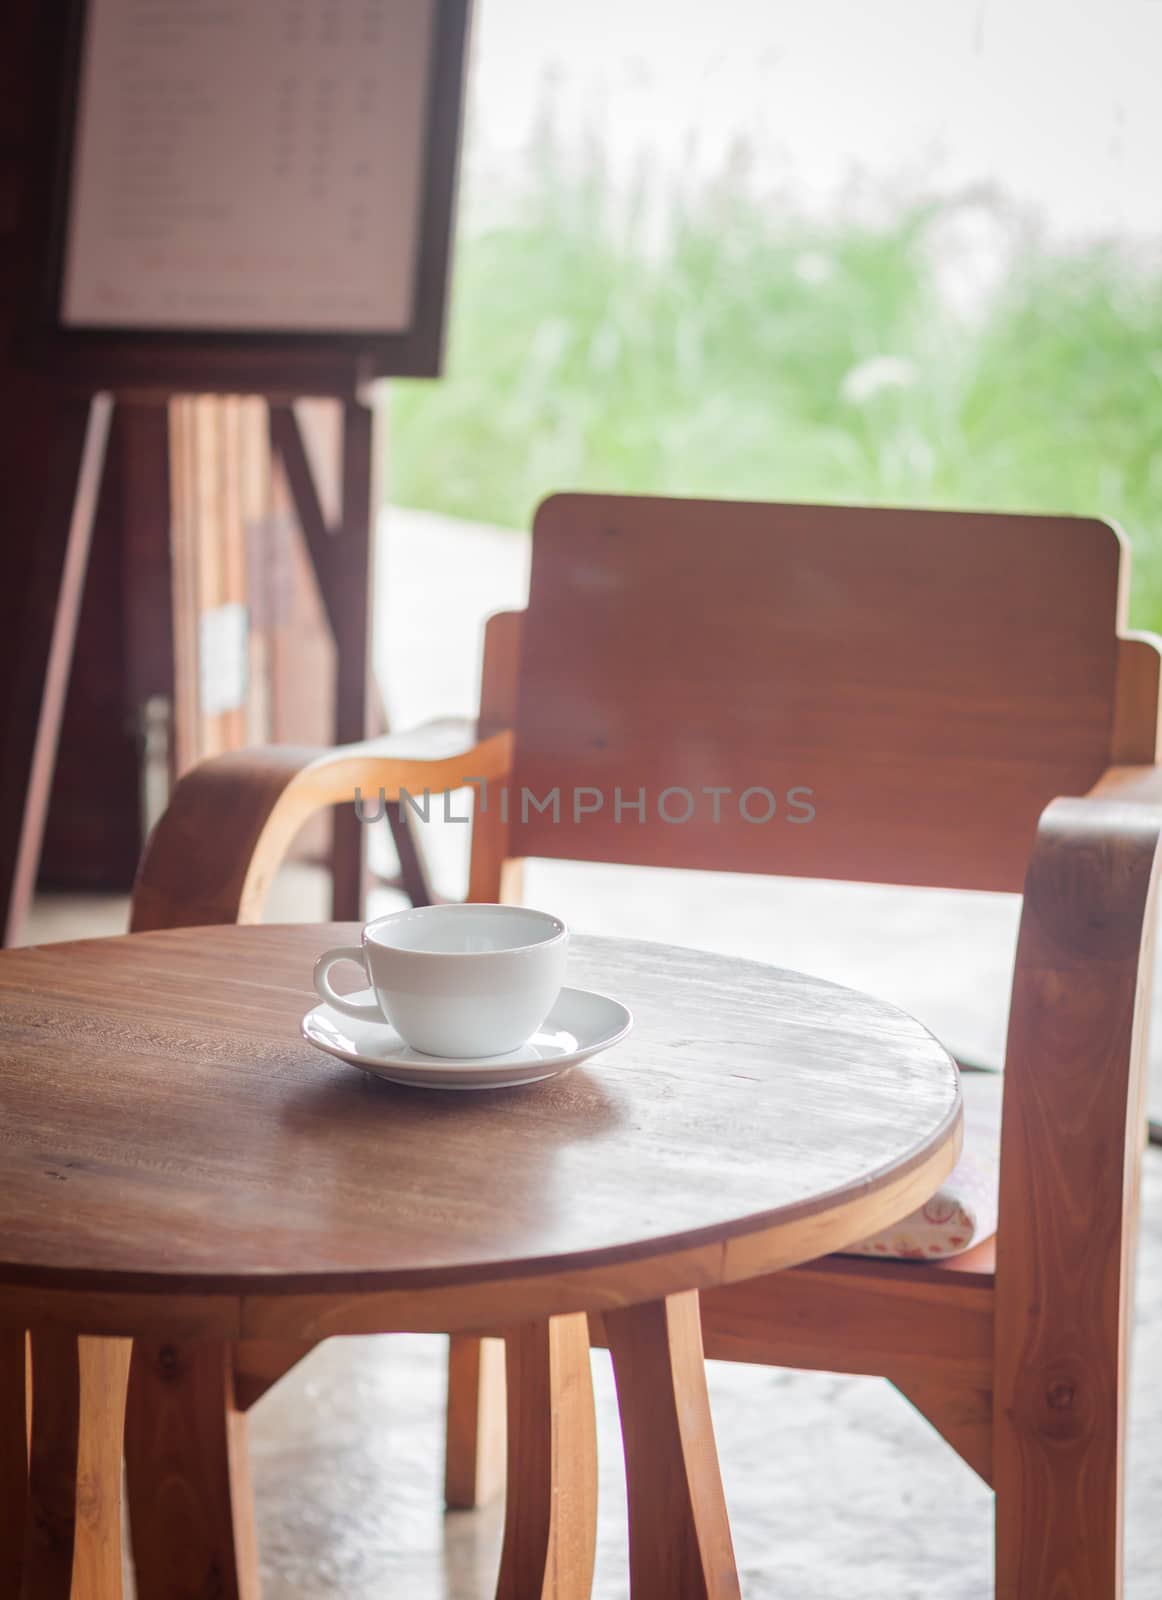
841,1069,1001,1261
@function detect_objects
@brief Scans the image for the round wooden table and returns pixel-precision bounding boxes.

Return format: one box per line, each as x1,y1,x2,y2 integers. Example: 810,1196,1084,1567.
0,924,961,1600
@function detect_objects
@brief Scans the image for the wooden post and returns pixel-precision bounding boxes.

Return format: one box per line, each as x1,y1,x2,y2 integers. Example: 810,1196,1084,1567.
1,390,434,944
0,391,113,944
329,399,375,919
269,398,435,915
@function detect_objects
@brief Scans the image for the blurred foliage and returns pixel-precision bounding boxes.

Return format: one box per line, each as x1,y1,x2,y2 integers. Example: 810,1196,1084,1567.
390,134,1162,628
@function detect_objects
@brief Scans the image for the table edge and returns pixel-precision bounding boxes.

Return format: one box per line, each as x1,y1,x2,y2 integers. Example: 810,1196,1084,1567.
0,1093,963,1338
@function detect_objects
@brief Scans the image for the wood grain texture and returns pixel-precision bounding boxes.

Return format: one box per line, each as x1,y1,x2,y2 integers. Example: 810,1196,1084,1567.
23,1332,82,1600
444,1334,506,1510
598,1253,997,1485
130,722,512,931
164,396,203,777
993,778,1162,1598
893,1375,993,1485
695,1253,995,1388
0,925,960,1325
446,504,1162,1577
167,395,252,766
231,1142,962,1340
113,492,1162,1588
22,1332,130,1600
467,609,524,905
231,1338,317,1412
120,401,178,827
511,495,1140,892
0,1332,28,1593
446,608,526,1496
495,1316,596,1600
328,398,376,920
0,391,112,945
125,1339,259,1600
269,397,436,909
268,404,340,637
62,1338,132,1600
607,1291,739,1600
1111,635,1162,763
40,401,155,894
0,1285,240,1341
478,610,524,743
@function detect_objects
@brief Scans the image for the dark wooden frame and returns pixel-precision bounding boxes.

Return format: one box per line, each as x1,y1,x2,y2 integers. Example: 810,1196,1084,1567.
0,0,462,939
0,392,438,944
12,0,472,399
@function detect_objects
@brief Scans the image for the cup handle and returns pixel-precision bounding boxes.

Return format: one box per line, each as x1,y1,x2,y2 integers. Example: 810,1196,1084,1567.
313,945,382,1021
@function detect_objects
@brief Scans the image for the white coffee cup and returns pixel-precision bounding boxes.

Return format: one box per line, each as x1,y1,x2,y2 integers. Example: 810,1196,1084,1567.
313,904,569,1058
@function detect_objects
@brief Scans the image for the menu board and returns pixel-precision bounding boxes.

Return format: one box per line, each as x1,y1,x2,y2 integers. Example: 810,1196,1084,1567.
60,0,437,334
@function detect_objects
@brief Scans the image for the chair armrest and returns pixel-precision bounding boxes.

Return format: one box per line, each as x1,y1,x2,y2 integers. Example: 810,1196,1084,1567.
130,718,513,931
994,771,1162,1585
1088,762,1162,808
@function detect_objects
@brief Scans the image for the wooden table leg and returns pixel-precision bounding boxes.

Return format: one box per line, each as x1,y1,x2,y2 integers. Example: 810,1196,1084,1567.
606,1291,741,1600
0,1332,29,1592
23,1331,132,1600
445,1333,507,1510
125,1340,260,1600
495,1314,597,1600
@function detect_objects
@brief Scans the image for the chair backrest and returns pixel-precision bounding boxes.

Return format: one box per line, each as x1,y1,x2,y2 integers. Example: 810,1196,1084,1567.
483,494,1159,893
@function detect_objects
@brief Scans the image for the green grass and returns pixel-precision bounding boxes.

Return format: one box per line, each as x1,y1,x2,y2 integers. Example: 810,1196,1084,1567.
390,149,1162,629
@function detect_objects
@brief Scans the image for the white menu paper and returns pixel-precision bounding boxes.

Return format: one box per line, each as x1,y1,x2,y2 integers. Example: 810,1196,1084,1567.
61,0,435,332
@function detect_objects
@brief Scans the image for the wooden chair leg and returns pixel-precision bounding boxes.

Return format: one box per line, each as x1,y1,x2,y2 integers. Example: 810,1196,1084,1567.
993,1356,1128,1600
445,1333,507,1509
125,1339,259,1600
0,1332,29,1593
23,1331,132,1600
495,1315,597,1600
606,1292,740,1600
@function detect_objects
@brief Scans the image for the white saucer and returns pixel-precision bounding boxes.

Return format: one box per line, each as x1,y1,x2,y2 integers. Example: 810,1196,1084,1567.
301,985,633,1090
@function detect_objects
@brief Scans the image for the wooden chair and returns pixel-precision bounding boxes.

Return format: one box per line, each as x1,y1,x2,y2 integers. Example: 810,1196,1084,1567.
128,494,1161,1598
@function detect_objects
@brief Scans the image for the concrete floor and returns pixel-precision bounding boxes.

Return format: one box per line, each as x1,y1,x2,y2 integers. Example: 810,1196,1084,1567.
25,509,1162,1594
